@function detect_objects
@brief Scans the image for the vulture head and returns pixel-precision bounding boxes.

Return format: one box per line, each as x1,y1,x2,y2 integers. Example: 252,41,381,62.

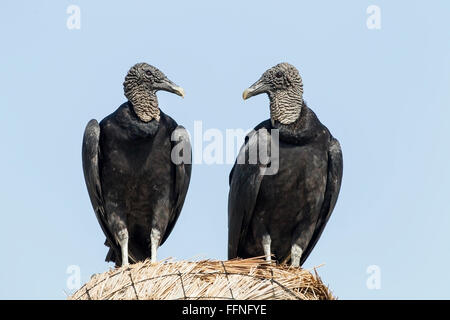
123,63,184,122
243,63,303,125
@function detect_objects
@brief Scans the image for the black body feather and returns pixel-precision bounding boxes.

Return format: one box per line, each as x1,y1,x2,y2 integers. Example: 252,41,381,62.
82,102,191,265
228,103,342,266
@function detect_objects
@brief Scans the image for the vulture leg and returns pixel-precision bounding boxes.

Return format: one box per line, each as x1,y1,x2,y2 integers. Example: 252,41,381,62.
262,234,272,262
117,229,129,267
291,220,313,267
290,244,303,267
150,228,161,263
107,205,129,267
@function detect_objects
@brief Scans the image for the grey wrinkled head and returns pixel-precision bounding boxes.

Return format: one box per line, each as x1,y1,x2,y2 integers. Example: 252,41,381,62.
243,63,304,125
123,63,184,99
243,63,303,100
123,63,184,122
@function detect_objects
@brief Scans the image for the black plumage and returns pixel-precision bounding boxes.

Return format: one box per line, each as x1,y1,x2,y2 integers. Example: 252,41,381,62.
82,63,191,266
228,63,343,267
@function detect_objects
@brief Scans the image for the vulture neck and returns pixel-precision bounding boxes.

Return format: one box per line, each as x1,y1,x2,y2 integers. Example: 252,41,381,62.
269,88,303,126
127,86,160,122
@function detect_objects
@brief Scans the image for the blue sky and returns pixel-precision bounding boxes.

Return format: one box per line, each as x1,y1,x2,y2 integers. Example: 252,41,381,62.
0,0,449,299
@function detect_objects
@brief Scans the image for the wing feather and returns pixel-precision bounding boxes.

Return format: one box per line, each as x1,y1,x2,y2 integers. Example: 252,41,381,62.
228,123,272,259
82,119,119,262
300,137,343,265
160,125,192,245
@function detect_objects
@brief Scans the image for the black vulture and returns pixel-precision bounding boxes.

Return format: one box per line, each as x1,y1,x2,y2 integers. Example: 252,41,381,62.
228,63,343,267
82,63,191,266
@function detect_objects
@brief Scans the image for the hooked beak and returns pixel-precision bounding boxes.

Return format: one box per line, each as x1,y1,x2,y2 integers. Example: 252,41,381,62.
242,78,268,100
155,79,185,98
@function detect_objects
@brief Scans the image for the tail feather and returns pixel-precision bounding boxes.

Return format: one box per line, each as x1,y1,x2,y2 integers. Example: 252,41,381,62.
104,239,120,266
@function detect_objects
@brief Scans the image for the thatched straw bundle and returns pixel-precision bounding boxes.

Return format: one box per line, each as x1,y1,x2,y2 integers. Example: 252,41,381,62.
69,257,334,300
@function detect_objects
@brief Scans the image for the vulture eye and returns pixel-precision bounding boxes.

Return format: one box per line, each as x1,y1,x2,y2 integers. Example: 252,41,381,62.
275,71,283,78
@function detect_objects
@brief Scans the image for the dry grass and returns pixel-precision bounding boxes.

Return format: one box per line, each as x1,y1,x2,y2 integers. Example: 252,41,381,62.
69,257,334,300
